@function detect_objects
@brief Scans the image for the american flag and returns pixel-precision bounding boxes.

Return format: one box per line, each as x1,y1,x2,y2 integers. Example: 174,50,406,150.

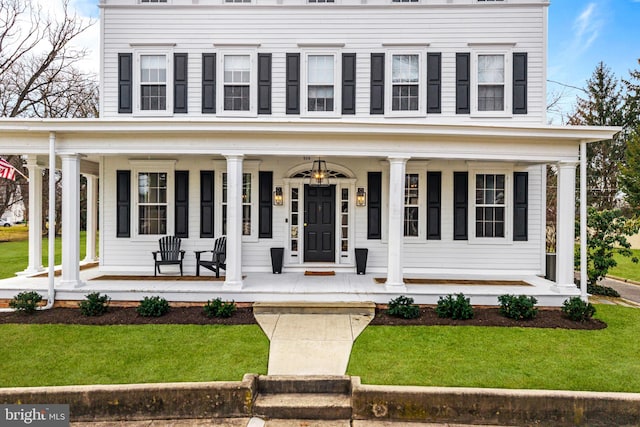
0,157,16,181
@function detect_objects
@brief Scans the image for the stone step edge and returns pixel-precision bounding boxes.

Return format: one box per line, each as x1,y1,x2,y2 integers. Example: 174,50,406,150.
253,301,375,315
257,375,352,395
253,393,352,420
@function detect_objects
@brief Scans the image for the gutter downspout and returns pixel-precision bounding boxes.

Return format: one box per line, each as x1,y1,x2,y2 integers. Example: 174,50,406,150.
580,141,588,301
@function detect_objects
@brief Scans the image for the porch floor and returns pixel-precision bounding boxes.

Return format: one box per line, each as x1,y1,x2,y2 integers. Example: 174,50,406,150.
0,266,580,307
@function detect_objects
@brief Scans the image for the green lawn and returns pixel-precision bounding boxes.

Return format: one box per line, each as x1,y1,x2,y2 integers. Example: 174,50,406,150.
0,324,268,387
608,248,640,282
348,304,640,393
0,232,88,279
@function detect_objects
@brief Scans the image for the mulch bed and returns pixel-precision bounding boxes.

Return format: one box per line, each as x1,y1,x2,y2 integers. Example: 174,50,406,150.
371,307,607,330
0,305,606,330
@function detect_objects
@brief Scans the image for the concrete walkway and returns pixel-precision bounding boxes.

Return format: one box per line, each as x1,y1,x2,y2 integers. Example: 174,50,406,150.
254,304,374,375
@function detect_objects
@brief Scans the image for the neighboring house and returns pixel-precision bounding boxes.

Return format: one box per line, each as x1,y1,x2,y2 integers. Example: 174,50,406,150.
0,0,617,303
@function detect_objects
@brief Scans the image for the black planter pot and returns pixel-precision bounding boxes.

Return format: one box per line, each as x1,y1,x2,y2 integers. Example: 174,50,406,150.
270,247,284,274
355,248,368,275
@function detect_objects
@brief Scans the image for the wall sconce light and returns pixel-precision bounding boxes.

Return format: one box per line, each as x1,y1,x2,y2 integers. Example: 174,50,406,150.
273,186,284,206
356,187,367,207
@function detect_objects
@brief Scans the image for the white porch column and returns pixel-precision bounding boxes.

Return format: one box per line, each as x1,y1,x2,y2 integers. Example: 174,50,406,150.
21,156,44,275
386,156,409,291
580,142,588,301
554,160,578,289
83,174,98,263
224,154,244,290
60,153,84,288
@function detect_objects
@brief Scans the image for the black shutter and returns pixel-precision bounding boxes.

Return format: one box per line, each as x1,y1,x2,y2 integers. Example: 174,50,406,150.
513,172,529,241
118,53,132,114
427,53,441,114
258,53,272,115
453,172,468,240
259,171,273,238
342,53,356,115
174,171,189,238
202,53,216,114
200,171,215,238
286,53,300,114
427,171,441,240
456,53,471,114
367,172,382,240
174,53,188,114
370,53,385,115
116,170,130,237
513,52,528,115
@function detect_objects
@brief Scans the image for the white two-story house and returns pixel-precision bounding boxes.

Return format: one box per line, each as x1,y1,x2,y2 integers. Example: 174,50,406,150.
0,0,617,305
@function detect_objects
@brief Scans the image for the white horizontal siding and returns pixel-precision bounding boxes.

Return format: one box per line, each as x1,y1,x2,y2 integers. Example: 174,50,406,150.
101,4,546,123
101,155,544,275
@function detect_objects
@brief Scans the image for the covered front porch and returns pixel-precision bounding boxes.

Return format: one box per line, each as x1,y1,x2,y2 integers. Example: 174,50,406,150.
0,266,577,307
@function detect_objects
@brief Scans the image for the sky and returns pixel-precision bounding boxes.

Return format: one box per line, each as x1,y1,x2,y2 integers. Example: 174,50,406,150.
41,0,640,123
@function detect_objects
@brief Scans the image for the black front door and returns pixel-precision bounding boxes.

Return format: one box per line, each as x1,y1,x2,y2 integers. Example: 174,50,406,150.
304,185,335,262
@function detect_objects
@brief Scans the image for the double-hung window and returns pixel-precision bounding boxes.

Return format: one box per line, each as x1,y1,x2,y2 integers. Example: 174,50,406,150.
303,53,339,115
471,50,511,115
133,50,173,115
223,55,251,111
218,52,257,116
308,55,334,112
386,52,424,115
222,172,252,236
404,173,419,237
140,55,167,111
478,55,505,112
392,54,419,111
138,172,168,235
475,174,505,238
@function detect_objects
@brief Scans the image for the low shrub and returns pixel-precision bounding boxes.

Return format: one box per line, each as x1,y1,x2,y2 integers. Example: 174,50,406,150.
435,293,474,320
562,297,596,322
137,296,170,317
79,292,111,317
387,296,421,319
9,291,43,314
498,294,538,320
587,283,620,297
203,298,237,318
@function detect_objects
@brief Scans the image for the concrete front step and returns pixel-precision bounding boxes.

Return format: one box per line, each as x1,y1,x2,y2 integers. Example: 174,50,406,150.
253,393,352,420
253,301,375,316
258,375,351,394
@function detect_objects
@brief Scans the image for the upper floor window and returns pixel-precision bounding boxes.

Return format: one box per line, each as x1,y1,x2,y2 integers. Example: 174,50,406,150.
309,0,335,3
140,55,167,111
225,0,251,3
302,52,340,116
307,55,335,112
471,50,511,116
392,54,419,112
385,52,424,116
477,54,504,112
218,52,257,116
141,0,168,3
224,55,251,111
